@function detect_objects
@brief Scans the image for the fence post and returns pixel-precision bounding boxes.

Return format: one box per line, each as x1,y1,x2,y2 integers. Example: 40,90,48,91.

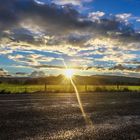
25,87,27,93
45,82,47,93
117,82,120,90
85,84,87,92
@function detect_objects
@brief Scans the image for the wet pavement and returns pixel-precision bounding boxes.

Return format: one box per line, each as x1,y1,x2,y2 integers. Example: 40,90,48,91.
0,92,140,140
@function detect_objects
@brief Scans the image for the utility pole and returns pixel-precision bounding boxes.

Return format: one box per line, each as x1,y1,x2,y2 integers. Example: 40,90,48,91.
45,82,47,93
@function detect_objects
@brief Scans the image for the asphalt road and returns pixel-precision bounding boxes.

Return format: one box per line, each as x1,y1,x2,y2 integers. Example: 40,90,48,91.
0,93,140,140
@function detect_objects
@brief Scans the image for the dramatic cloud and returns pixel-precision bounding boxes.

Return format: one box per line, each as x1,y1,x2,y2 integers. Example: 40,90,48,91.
0,68,11,77
30,70,46,77
88,11,105,21
8,53,58,67
109,64,140,72
0,0,140,77
116,13,132,21
0,0,139,40
15,72,29,77
31,63,140,72
52,0,93,6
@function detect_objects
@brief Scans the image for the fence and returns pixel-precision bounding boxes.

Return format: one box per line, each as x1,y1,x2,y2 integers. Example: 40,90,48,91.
0,84,140,93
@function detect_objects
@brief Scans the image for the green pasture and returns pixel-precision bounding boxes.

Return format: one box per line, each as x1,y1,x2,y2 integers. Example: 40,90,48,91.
0,83,140,93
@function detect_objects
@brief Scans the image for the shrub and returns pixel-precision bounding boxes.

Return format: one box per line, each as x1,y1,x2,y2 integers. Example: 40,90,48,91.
0,90,11,94
122,88,130,92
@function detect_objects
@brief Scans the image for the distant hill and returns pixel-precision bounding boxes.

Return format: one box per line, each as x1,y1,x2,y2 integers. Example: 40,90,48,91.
0,75,140,85
74,75,140,85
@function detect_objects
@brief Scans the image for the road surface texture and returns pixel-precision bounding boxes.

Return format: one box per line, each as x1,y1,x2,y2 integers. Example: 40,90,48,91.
0,92,140,140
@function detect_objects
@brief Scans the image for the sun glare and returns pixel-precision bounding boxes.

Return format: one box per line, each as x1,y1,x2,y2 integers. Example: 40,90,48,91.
64,69,75,78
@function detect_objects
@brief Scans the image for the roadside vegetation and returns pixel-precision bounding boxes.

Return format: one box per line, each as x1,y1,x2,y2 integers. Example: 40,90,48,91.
0,83,140,94
0,75,140,94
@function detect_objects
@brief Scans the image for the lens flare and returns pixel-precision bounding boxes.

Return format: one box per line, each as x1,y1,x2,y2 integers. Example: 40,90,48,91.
70,78,93,126
62,59,93,127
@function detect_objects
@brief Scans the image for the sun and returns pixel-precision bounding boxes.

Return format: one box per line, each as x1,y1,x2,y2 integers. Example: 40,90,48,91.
64,69,75,78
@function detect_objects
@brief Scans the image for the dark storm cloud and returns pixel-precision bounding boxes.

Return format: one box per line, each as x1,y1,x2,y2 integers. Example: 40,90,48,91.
9,28,44,44
0,0,19,30
0,0,140,43
67,34,91,45
10,28,35,43
33,63,140,72
32,64,84,69
32,64,105,71
124,60,140,65
109,64,140,72
0,0,85,32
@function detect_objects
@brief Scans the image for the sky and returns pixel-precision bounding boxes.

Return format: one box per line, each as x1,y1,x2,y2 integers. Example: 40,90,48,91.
0,0,140,77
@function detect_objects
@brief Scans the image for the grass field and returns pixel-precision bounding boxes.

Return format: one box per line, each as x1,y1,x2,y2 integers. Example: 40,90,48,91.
0,92,140,140
0,83,140,93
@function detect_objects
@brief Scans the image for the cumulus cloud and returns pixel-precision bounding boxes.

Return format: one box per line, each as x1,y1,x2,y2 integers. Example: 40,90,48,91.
125,60,140,65
136,19,140,22
0,0,140,77
116,13,132,21
8,53,58,67
88,11,105,21
0,0,139,40
0,68,11,77
109,64,140,72
52,0,82,6
27,63,140,73
52,0,93,6
32,64,95,70
30,70,46,77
